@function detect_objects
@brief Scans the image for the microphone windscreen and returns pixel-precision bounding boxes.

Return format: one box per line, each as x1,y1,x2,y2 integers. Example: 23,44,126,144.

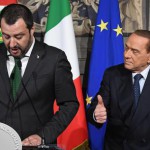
17,59,22,70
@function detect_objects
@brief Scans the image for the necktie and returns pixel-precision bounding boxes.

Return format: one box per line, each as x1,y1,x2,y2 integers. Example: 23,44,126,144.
11,58,21,100
133,74,143,110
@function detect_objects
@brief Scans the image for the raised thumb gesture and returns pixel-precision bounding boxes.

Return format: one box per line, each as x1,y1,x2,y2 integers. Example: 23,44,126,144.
94,95,107,123
97,95,104,106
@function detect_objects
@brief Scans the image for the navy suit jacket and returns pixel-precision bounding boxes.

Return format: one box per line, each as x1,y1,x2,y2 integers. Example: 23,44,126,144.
88,64,150,150
0,40,79,144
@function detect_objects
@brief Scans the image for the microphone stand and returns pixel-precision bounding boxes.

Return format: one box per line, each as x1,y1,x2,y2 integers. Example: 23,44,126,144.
17,60,61,150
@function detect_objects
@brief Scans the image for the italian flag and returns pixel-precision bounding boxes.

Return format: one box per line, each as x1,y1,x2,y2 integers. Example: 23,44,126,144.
44,0,88,150
0,0,17,43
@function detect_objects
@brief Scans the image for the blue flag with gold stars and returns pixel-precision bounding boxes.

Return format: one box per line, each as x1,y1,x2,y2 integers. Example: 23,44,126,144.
86,0,124,149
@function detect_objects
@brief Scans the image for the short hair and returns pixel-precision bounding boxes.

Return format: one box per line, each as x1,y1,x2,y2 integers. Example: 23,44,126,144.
133,30,150,52
0,4,33,30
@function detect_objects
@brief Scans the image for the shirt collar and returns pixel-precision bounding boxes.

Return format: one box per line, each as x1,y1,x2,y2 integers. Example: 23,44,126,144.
25,37,35,57
132,65,150,80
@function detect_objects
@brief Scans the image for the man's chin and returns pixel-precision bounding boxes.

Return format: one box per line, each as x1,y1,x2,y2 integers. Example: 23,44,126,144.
124,64,132,70
10,53,21,58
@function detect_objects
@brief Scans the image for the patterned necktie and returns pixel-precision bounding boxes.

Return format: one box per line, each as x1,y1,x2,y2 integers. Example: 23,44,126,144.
133,74,143,110
11,58,21,100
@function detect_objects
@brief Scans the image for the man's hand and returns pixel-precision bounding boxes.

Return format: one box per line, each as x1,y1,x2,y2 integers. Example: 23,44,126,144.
94,95,107,123
22,134,41,146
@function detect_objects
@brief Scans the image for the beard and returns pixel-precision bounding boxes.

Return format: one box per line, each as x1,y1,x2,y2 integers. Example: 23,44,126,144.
8,35,33,58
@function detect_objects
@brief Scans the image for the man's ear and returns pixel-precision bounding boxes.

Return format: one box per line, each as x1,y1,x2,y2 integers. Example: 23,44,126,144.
147,52,150,64
30,25,35,35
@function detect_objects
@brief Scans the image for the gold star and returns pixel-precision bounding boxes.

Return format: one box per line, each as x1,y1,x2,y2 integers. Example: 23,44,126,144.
113,25,123,36
86,94,92,105
97,20,108,32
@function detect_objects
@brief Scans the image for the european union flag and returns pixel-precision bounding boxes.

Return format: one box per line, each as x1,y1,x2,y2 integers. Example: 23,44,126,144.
86,0,124,149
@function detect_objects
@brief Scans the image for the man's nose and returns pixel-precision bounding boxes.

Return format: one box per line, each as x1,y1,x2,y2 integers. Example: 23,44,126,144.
9,38,17,48
124,49,131,58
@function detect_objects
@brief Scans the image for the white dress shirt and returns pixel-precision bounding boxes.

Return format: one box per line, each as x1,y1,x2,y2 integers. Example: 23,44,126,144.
132,65,150,93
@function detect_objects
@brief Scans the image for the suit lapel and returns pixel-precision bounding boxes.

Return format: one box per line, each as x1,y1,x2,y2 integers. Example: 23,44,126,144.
129,70,150,131
118,69,134,127
15,41,45,103
23,42,44,84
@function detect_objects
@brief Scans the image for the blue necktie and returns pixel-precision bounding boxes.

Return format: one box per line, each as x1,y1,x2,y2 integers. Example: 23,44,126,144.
133,74,143,110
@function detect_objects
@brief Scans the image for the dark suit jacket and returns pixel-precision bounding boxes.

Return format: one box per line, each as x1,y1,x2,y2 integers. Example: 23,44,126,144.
87,64,150,150
0,40,79,144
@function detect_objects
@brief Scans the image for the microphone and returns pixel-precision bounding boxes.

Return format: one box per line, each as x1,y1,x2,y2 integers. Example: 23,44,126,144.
16,61,51,149
17,59,22,70
7,57,24,139
32,72,47,148
31,74,63,150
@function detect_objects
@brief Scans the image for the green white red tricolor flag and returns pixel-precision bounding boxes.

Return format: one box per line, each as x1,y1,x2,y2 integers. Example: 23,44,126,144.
0,0,17,43
44,0,88,150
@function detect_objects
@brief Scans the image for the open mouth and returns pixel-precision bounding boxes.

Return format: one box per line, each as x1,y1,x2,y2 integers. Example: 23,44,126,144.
10,48,20,55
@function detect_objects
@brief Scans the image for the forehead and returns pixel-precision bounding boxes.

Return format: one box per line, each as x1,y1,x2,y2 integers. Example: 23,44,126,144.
126,33,149,50
1,18,27,34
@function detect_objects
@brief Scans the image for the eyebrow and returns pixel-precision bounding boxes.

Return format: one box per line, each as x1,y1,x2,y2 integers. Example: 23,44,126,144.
2,32,25,37
125,44,140,51
2,32,24,36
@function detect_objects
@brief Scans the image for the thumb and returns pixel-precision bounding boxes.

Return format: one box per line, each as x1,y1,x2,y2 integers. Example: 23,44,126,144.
97,95,104,106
